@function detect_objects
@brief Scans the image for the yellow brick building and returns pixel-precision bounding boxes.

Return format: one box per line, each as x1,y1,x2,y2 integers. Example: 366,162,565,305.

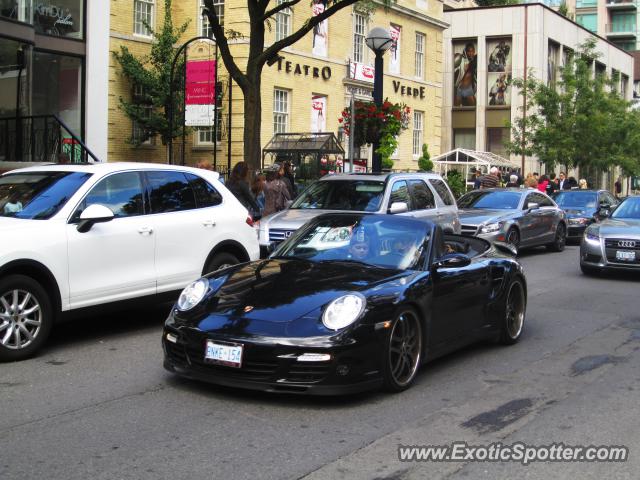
108,0,447,172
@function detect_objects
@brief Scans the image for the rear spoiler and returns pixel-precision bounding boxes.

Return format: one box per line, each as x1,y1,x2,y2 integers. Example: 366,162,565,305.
493,241,518,256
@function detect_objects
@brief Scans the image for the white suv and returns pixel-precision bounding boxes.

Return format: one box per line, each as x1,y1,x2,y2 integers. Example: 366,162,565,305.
0,163,259,361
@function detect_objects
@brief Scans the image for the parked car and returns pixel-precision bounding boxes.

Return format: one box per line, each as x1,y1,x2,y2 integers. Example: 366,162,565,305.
163,213,527,395
457,188,567,252
551,189,619,241
256,172,461,256
0,163,259,361
580,195,640,275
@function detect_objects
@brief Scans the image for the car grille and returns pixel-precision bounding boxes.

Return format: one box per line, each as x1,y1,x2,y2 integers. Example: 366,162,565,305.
604,238,640,265
461,224,478,236
184,342,279,381
285,363,331,383
269,228,296,242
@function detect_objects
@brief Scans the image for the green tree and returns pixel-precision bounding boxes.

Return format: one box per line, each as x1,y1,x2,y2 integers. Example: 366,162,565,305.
204,0,391,170
475,0,519,6
417,144,433,171
445,170,466,199
507,39,640,177
112,0,190,149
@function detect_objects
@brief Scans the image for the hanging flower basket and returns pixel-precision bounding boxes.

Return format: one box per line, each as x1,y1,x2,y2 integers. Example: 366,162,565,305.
339,100,411,160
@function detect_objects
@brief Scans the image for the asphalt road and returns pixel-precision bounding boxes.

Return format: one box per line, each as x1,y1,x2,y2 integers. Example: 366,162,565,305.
2,244,640,480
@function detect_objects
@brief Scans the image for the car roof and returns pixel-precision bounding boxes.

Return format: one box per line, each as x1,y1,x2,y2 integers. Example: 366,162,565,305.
2,162,220,178
320,172,442,182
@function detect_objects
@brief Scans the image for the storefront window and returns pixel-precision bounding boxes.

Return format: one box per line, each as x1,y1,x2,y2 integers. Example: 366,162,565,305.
486,128,509,159
0,0,32,23
33,0,84,39
32,51,83,136
0,39,31,118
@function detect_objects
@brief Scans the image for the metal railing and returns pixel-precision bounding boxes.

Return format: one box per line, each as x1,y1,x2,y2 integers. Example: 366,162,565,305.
0,114,100,164
606,0,637,8
606,22,638,34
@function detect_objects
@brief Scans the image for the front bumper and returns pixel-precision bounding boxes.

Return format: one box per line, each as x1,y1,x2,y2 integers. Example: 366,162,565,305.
580,237,640,272
162,324,386,395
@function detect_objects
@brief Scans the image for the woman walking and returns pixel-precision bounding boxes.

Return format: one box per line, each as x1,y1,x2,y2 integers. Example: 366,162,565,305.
263,163,292,217
226,161,262,218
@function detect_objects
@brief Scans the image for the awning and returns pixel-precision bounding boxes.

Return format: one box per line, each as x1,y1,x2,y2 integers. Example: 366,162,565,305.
431,148,518,169
262,132,344,158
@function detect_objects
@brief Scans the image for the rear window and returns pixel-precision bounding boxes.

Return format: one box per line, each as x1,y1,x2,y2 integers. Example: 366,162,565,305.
291,180,385,212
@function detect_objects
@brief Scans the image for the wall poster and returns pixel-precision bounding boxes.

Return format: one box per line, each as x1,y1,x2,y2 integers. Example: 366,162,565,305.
453,40,477,107
312,0,328,57
486,38,511,107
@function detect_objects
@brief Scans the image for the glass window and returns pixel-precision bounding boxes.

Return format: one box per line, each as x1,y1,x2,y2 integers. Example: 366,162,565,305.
131,84,154,145
200,0,224,37
146,171,197,213
290,180,385,212
486,128,509,159
186,173,223,207
390,180,410,206
552,191,597,208
576,13,597,33
273,88,289,134
353,12,367,64
525,192,552,208
413,111,423,157
453,129,476,150
576,0,597,6
0,40,31,119
275,0,291,41
429,179,455,206
79,172,144,218
415,32,425,79
610,12,635,33
194,114,224,146
408,180,435,210
0,171,91,220
1,0,31,23
612,197,640,219
32,1,83,39
134,0,154,37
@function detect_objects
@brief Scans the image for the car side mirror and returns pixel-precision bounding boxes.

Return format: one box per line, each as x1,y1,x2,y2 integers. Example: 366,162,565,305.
433,253,471,270
388,201,408,214
77,204,115,233
526,202,539,211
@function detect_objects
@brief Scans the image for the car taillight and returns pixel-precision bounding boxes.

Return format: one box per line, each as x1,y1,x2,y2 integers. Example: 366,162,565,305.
246,215,254,227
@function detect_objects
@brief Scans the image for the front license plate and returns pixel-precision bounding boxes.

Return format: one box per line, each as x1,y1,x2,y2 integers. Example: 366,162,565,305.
204,341,243,368
616,250,636,261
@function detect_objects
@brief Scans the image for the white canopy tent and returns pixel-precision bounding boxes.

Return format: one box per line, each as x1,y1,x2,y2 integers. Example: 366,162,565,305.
431,148,519,187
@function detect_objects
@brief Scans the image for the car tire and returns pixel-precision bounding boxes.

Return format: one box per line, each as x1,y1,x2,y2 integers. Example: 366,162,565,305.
382,307,423,393
498,279,526,345
204,252,240,275
0,275,53,362
506,227,520,250
580,263,601,276
547,223,566,252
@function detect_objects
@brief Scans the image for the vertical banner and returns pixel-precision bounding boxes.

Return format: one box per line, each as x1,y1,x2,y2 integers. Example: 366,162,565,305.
312,0,328,57
486,38,511,106
389,24,401,75
311,95,327,132
185,59,216,126
453,41,477,107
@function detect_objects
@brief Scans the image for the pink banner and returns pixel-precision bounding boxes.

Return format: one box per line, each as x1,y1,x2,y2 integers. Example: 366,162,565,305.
186,83,215,104
186,60,216,105
186,60,216,83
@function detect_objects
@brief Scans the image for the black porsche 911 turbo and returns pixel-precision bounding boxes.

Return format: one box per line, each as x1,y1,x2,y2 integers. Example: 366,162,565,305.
163,213,527,395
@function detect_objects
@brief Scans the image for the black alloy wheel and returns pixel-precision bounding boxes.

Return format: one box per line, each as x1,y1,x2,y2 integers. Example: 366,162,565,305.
498,279,526,345
506,228,520,249
547,223,566,252
204,252,239,275
383,308,423,392
0,275,53,362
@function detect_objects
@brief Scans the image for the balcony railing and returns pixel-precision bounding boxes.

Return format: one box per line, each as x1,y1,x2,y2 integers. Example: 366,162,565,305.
0,115,100,163
606,0,637,9
606,22,637,36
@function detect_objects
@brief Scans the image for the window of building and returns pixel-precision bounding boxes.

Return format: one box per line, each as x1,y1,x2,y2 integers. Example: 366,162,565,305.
486,128,509,159
32,0,84,39
200,0,224,37
614,41,635,51
353,12,367,64
413,111,423,157
622,74,629,99
453,129,475,150
132,84,154,145
576,0,597,7
610,12,636,33
576,13,597,33
134,0,154,37
273,88,289,134
275,0,291,41
415,32,425,79
194,115,224,147
0,0,31,23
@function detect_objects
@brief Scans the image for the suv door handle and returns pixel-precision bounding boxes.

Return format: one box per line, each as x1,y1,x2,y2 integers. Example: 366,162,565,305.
203,220,216,227
138,226,153,235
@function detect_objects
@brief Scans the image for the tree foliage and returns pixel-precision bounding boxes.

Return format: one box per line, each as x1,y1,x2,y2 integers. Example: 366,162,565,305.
475,0,519,6
418,144,433,171
507,39,640,177
112,0,190,147
203,0,391,170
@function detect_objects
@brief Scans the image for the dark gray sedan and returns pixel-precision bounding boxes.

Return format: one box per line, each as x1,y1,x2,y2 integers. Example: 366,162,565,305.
580,196,640,275
457,188,567,252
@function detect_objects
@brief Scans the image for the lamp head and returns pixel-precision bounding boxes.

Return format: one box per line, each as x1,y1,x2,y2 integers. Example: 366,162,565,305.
366,27,394,54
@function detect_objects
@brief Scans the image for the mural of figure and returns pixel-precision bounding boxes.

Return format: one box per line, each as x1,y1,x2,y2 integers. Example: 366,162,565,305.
489,74,509,106
488,41,510,72
312,0,328,57
453,42,477,107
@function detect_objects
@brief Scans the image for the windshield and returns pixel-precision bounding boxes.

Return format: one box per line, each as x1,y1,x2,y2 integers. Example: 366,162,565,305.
457,191,521,210
274,215,429,270
611,197,640,220
552,191,597,209
0,171,92,220
290,180,385,212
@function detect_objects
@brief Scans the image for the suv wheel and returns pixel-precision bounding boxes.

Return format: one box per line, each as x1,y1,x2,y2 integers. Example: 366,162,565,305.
0,275,53,362
204,252,240,275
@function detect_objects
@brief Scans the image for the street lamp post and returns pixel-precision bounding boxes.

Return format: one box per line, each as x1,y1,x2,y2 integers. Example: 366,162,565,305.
365,27,393,172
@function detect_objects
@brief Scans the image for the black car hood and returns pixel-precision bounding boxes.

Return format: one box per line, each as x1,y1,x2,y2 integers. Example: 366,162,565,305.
193,258,417,337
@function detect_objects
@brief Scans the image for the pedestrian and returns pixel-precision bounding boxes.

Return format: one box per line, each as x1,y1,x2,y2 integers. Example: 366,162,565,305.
578,178,588,190
196,160,213,170
567,176,578,189
537,174,549,193
480,167,501,189
226,161,262,218
282,161,297,198
615,175,623,198
263,163,292,217
547,172,558,194
524,173,538,189
251,172,266,216
558,172,569,190
506,174,519,188
472,169,482,189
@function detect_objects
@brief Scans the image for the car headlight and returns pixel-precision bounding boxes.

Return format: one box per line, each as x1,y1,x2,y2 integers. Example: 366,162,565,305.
177,278,209,311
569,217,590,225
480,222,503,234
322,294,366,330
584,230,600,244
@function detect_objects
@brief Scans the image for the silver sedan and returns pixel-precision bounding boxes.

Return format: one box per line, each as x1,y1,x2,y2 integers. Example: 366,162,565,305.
580,196,640,275
457,188,567,253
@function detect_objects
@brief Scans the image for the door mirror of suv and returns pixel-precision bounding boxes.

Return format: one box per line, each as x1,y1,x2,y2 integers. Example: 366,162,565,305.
77,204,115,233
388,201,409,214
433,253,471,270
526,202,539,211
